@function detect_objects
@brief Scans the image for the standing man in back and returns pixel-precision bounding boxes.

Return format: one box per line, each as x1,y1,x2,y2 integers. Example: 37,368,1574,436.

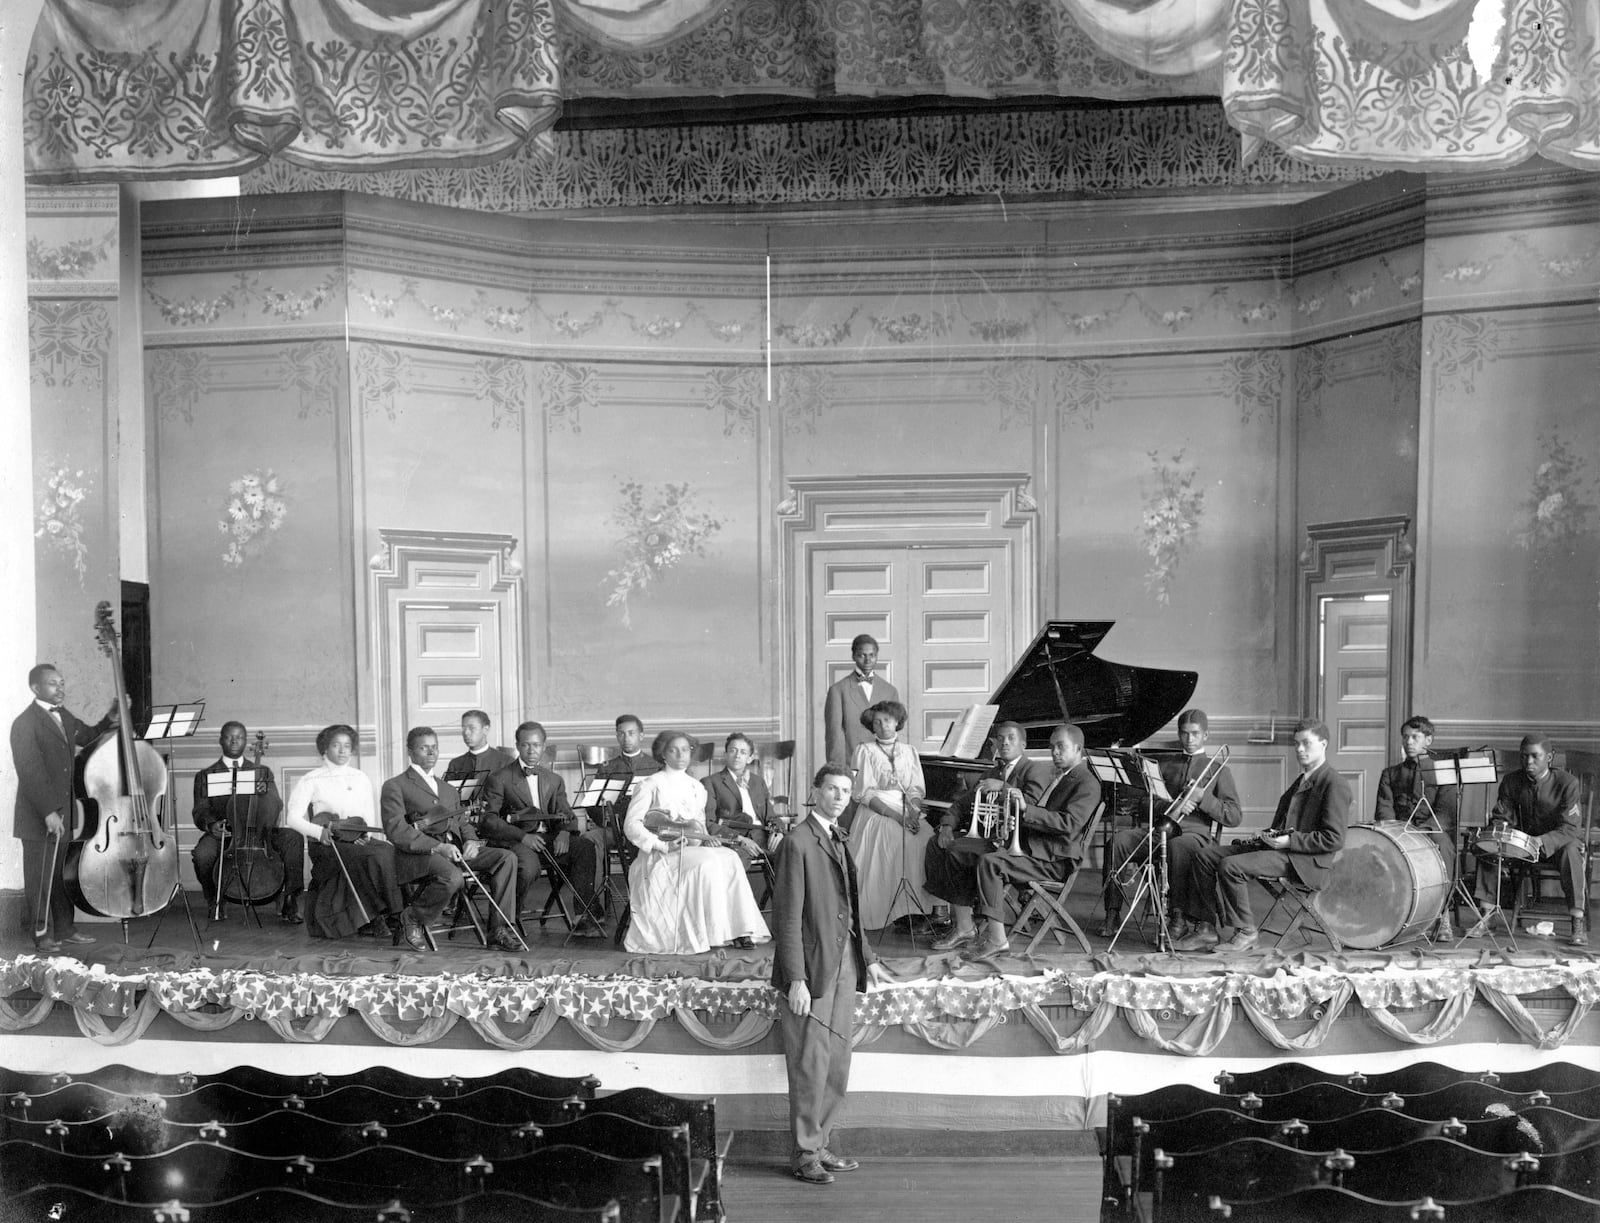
823,634,900,765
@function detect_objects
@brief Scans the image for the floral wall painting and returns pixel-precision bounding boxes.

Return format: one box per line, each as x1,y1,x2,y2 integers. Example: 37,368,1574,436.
1516,430,1596,561
35,463,92,584
219,471,289,567
1140,449,1205,607
604,480,723,628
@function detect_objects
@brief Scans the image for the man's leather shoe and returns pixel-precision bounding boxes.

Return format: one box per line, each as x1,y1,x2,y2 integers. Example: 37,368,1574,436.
1172,923,1219,952
931,928,975,952
280,892,303,925
33,939,63,955
1466,909,1500,940
569,918,605,939
489,928,522,952
817,1151,859,1172
1214,928,1259,953
397,914,430,952
1570,917,1589,948
60,931,96,945
792,1160,834,1185
1098,913,1122,939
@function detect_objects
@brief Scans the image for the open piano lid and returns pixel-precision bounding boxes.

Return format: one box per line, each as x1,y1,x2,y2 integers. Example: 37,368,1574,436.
935,620,1198,755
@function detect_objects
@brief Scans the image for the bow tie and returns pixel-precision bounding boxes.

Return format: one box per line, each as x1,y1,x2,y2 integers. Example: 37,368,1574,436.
522,766,539,776
47,706,63,715
856,673,873,683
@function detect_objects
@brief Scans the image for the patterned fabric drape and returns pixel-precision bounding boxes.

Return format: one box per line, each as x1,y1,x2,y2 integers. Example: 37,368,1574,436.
20,0,1600,181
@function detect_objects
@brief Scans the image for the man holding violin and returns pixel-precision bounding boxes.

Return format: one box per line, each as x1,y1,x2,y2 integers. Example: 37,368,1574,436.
192,721,305,924
10,663,115,954
380,727,522,952
1468,733,1586,947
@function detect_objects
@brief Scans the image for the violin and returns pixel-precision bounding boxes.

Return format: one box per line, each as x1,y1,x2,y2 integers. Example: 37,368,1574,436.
311,811,380,843
643,807,744,851
64,602,179,921
219,731,286,908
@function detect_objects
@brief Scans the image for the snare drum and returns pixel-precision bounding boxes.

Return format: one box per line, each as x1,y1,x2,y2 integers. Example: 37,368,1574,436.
1314,824,1448,949
1471,826,1541,863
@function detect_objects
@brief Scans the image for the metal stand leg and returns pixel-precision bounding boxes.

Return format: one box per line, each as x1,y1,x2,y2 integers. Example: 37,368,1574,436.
1108,807,1172,953
884,820,928,949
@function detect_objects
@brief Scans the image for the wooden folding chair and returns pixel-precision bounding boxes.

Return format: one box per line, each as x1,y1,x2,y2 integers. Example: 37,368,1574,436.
1260,875,1343,952
1014,803,1104,955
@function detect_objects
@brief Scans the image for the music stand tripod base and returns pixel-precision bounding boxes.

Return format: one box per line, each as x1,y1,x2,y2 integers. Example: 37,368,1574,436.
883,818,928,948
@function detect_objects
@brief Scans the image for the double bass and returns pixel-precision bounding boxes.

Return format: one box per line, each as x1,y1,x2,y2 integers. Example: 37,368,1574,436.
64,602,180,921
218,731,286,908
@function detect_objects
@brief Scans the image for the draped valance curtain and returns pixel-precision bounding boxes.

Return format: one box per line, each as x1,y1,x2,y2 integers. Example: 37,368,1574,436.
21,0,1600,182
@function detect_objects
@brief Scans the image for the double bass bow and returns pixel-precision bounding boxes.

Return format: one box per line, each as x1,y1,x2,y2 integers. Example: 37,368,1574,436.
218,731,286,908
64,603,180,922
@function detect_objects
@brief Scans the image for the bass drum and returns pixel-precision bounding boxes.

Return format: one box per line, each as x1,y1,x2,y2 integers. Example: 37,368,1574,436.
1314,823,1447,949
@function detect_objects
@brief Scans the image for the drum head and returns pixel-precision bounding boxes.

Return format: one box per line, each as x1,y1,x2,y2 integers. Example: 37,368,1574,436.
1314,825,1447,950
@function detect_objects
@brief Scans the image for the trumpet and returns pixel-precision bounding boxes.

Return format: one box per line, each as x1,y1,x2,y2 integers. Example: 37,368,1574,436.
1163,745,1231,826
964,780,1024,855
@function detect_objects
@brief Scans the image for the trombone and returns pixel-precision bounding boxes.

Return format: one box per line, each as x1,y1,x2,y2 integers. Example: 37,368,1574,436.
1162,745,1231,829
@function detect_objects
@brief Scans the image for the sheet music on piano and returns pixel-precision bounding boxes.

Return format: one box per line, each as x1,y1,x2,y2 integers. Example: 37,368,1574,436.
937,705,1000,759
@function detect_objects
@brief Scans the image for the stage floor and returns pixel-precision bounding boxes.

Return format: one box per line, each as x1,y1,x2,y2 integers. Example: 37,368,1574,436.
2,880,1596,1134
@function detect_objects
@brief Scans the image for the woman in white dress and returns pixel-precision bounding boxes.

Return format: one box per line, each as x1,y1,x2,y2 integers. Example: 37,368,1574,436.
848,700,931,930
622,730,770,955
283,724,406,941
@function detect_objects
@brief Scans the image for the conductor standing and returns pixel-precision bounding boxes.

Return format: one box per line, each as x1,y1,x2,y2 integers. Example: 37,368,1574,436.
770,763,890,1185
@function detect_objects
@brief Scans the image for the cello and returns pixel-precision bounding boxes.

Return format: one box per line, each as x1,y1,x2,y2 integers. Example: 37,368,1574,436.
218,731,286,908
64,602,180,923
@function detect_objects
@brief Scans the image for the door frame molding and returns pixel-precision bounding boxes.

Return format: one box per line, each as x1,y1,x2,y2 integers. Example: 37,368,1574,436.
776,472,1038,768
1297,515,1414,750
369,528,523,773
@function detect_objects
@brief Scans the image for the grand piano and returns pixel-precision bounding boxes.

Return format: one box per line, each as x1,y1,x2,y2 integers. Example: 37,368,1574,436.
919,620,1198,805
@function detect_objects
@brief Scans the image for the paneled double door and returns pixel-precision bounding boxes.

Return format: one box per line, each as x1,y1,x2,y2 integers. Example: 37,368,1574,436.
812,543,1016,759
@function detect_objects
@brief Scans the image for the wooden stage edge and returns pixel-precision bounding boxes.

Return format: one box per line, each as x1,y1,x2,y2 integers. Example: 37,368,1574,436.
2,901,1597,1135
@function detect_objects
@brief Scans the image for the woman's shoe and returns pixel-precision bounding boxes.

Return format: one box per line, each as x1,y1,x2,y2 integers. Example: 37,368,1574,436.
730,936,755,950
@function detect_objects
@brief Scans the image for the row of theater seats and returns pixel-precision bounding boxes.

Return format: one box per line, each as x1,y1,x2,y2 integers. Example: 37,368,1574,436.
1102,1061,1600,1222
0,1063,727,1223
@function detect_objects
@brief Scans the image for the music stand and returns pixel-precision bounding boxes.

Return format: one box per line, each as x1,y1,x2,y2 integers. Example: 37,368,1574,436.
138,701,206,952
1090,750,1175,953
455,776,486,812
574,776,630,810
1426,749,1514,950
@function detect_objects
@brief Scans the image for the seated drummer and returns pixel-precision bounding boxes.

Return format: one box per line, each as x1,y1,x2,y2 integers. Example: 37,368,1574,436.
1175,719,1348,954
928,723,1101,957
481,721,604,938
1468,733,1586,947
702,732,771,868
1374,714,1459,940
442,709,515,791
191,720,305,925
380,727,522,952
1102,708,1241,943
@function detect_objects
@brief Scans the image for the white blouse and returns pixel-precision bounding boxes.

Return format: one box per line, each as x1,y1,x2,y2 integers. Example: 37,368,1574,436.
625,769,710,854
283,761,379,842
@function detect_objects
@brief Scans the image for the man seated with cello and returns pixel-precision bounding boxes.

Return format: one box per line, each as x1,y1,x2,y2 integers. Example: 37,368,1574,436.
191,721,305,925
380,727,522,952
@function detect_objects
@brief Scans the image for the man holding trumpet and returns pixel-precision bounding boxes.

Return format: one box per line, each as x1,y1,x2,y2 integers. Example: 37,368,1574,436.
927,723,1101,957
1102,709,1241,943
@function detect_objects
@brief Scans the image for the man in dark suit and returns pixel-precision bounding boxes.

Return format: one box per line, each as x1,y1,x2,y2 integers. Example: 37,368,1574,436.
441,709,515,794
929,723,1100,957
703,731,773,865
1468,732,1586,947
771,763,889,1185
1177,718,1350,953
380,726,521,952
1373,714,1459,941
480,720,602,936
191,720,306,924
822,634,900,765
1103,708,1242,942
10,662,115,953
927,721,1054,954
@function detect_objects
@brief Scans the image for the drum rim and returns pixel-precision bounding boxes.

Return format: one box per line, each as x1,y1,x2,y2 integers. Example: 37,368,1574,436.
1316,824,1448,949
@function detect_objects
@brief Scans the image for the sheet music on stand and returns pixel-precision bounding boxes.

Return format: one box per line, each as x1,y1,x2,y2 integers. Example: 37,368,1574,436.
141,701,205,741
574,776,630,809
938,705,1000,758
455,776,485,808
205,769,267,797
1086,749,1171,802
1424,750,1497,787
